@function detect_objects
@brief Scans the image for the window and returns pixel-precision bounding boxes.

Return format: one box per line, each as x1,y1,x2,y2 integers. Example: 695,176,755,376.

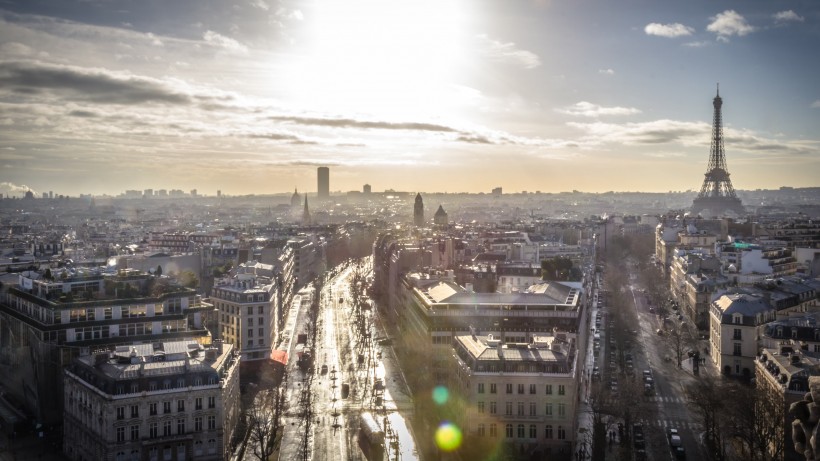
490,383,497,394
505,424,513,438
149,403,157,416
490,401,497,414
506,383,513,394
477,401,485,414
131,405,139,418
258,327,264,337
558,385,565,396
517,424,525,438
194,417,202,432
558,426,566,439
734,343,742,356
529,402,536,416
164,401,171,414
733,328,742,340
545,425,553,439
529,425,537,439
149,422,158,439
248,329,253,338
247,306,253,315
117,427,126,442
478,424,486,437
117,407,125,420
258,338,265,346
258,306,263,315
195,398,202,410
517,384,524,394
177,419,185,434
248,318,254,327
490,423,497,437
529,384,536,394
546,384,553,395
517,402,524,416
163,421,172,436
558,403,566,418
545,403,553,416
208,415,216,430
130,425,139,441
177,400,185,412
505,402,512,416
478,383,485,394
208,397,215,409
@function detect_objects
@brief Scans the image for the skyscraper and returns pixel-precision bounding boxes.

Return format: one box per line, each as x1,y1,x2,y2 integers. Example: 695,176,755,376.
691,87,745,217
414,193,424,226
317,167,329,199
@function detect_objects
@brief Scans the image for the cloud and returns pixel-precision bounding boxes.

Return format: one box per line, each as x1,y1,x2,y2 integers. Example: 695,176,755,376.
644,23,694,38
598,69,614,75
558,101,641,118
251,0,269,11
707,10,755,38
0,61,192,105
568,119,818,156
269,115,460,133
477,34,541,69
773,10,804,24
0,182,36,195
67,110,98,118
683,41,710,48
203,30,249,55
567,119,707,145
812,100,820,109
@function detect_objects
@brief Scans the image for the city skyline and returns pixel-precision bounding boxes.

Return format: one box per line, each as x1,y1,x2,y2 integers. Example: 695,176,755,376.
1,0,819,197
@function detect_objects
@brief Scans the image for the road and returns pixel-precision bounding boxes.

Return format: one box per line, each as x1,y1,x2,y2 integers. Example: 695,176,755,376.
278,259,419,461
627,282,714,461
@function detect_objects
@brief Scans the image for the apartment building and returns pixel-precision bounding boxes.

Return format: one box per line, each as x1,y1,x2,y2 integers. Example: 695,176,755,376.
0,268,213,424
210,262,279,362
452,332,579,459
63,340,240,461
709,293,776,378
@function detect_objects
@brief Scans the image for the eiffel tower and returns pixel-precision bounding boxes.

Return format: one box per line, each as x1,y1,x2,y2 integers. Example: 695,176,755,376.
691,86,745,217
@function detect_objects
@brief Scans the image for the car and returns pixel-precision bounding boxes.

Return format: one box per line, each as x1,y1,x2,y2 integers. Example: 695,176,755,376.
668,428,679,440
644,384,654,395
643,369,652,378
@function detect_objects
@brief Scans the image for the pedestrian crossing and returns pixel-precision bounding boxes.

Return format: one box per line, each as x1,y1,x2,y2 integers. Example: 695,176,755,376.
600,395,685,406
642,419,701,431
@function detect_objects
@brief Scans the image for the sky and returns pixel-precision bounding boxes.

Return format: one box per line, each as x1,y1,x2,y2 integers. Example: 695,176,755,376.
0,0,818,197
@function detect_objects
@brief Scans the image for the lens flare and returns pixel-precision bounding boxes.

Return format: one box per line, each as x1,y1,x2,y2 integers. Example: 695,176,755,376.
435,422,462,452
432,385,449,405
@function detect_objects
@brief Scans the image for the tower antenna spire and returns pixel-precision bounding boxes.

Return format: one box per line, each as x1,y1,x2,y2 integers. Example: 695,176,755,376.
716,83,719,97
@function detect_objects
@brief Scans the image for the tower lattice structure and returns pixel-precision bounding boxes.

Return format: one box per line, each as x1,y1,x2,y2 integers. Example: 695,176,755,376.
691,87,745,217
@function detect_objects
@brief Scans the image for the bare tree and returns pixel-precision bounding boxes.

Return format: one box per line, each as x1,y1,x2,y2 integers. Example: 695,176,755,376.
664,317,698,368
724,381,785,461
685,375,727,461
246,387,287,461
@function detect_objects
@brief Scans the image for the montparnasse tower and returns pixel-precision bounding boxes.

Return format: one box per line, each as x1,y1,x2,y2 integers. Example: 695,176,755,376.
690,86,745,217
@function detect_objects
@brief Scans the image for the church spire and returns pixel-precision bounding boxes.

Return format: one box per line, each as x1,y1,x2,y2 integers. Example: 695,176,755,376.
302,195,311,225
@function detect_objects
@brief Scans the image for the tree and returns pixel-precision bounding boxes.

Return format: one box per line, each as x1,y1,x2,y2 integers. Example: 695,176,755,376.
541,257,577,281
685,376,727,460
178,270,199,288
155,265,162,276
246,387,287,460
664,317,698,368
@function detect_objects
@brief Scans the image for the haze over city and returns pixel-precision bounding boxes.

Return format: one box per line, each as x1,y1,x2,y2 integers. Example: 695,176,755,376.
1,0,819,197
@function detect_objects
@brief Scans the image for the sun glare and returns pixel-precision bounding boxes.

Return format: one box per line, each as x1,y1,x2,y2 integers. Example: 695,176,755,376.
287,0,471,120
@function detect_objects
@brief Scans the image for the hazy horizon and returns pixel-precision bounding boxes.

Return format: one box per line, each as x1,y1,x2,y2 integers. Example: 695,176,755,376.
1,0,819,197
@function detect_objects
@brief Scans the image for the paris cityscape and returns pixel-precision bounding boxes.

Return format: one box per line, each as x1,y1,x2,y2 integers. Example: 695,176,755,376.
1,1,820,461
